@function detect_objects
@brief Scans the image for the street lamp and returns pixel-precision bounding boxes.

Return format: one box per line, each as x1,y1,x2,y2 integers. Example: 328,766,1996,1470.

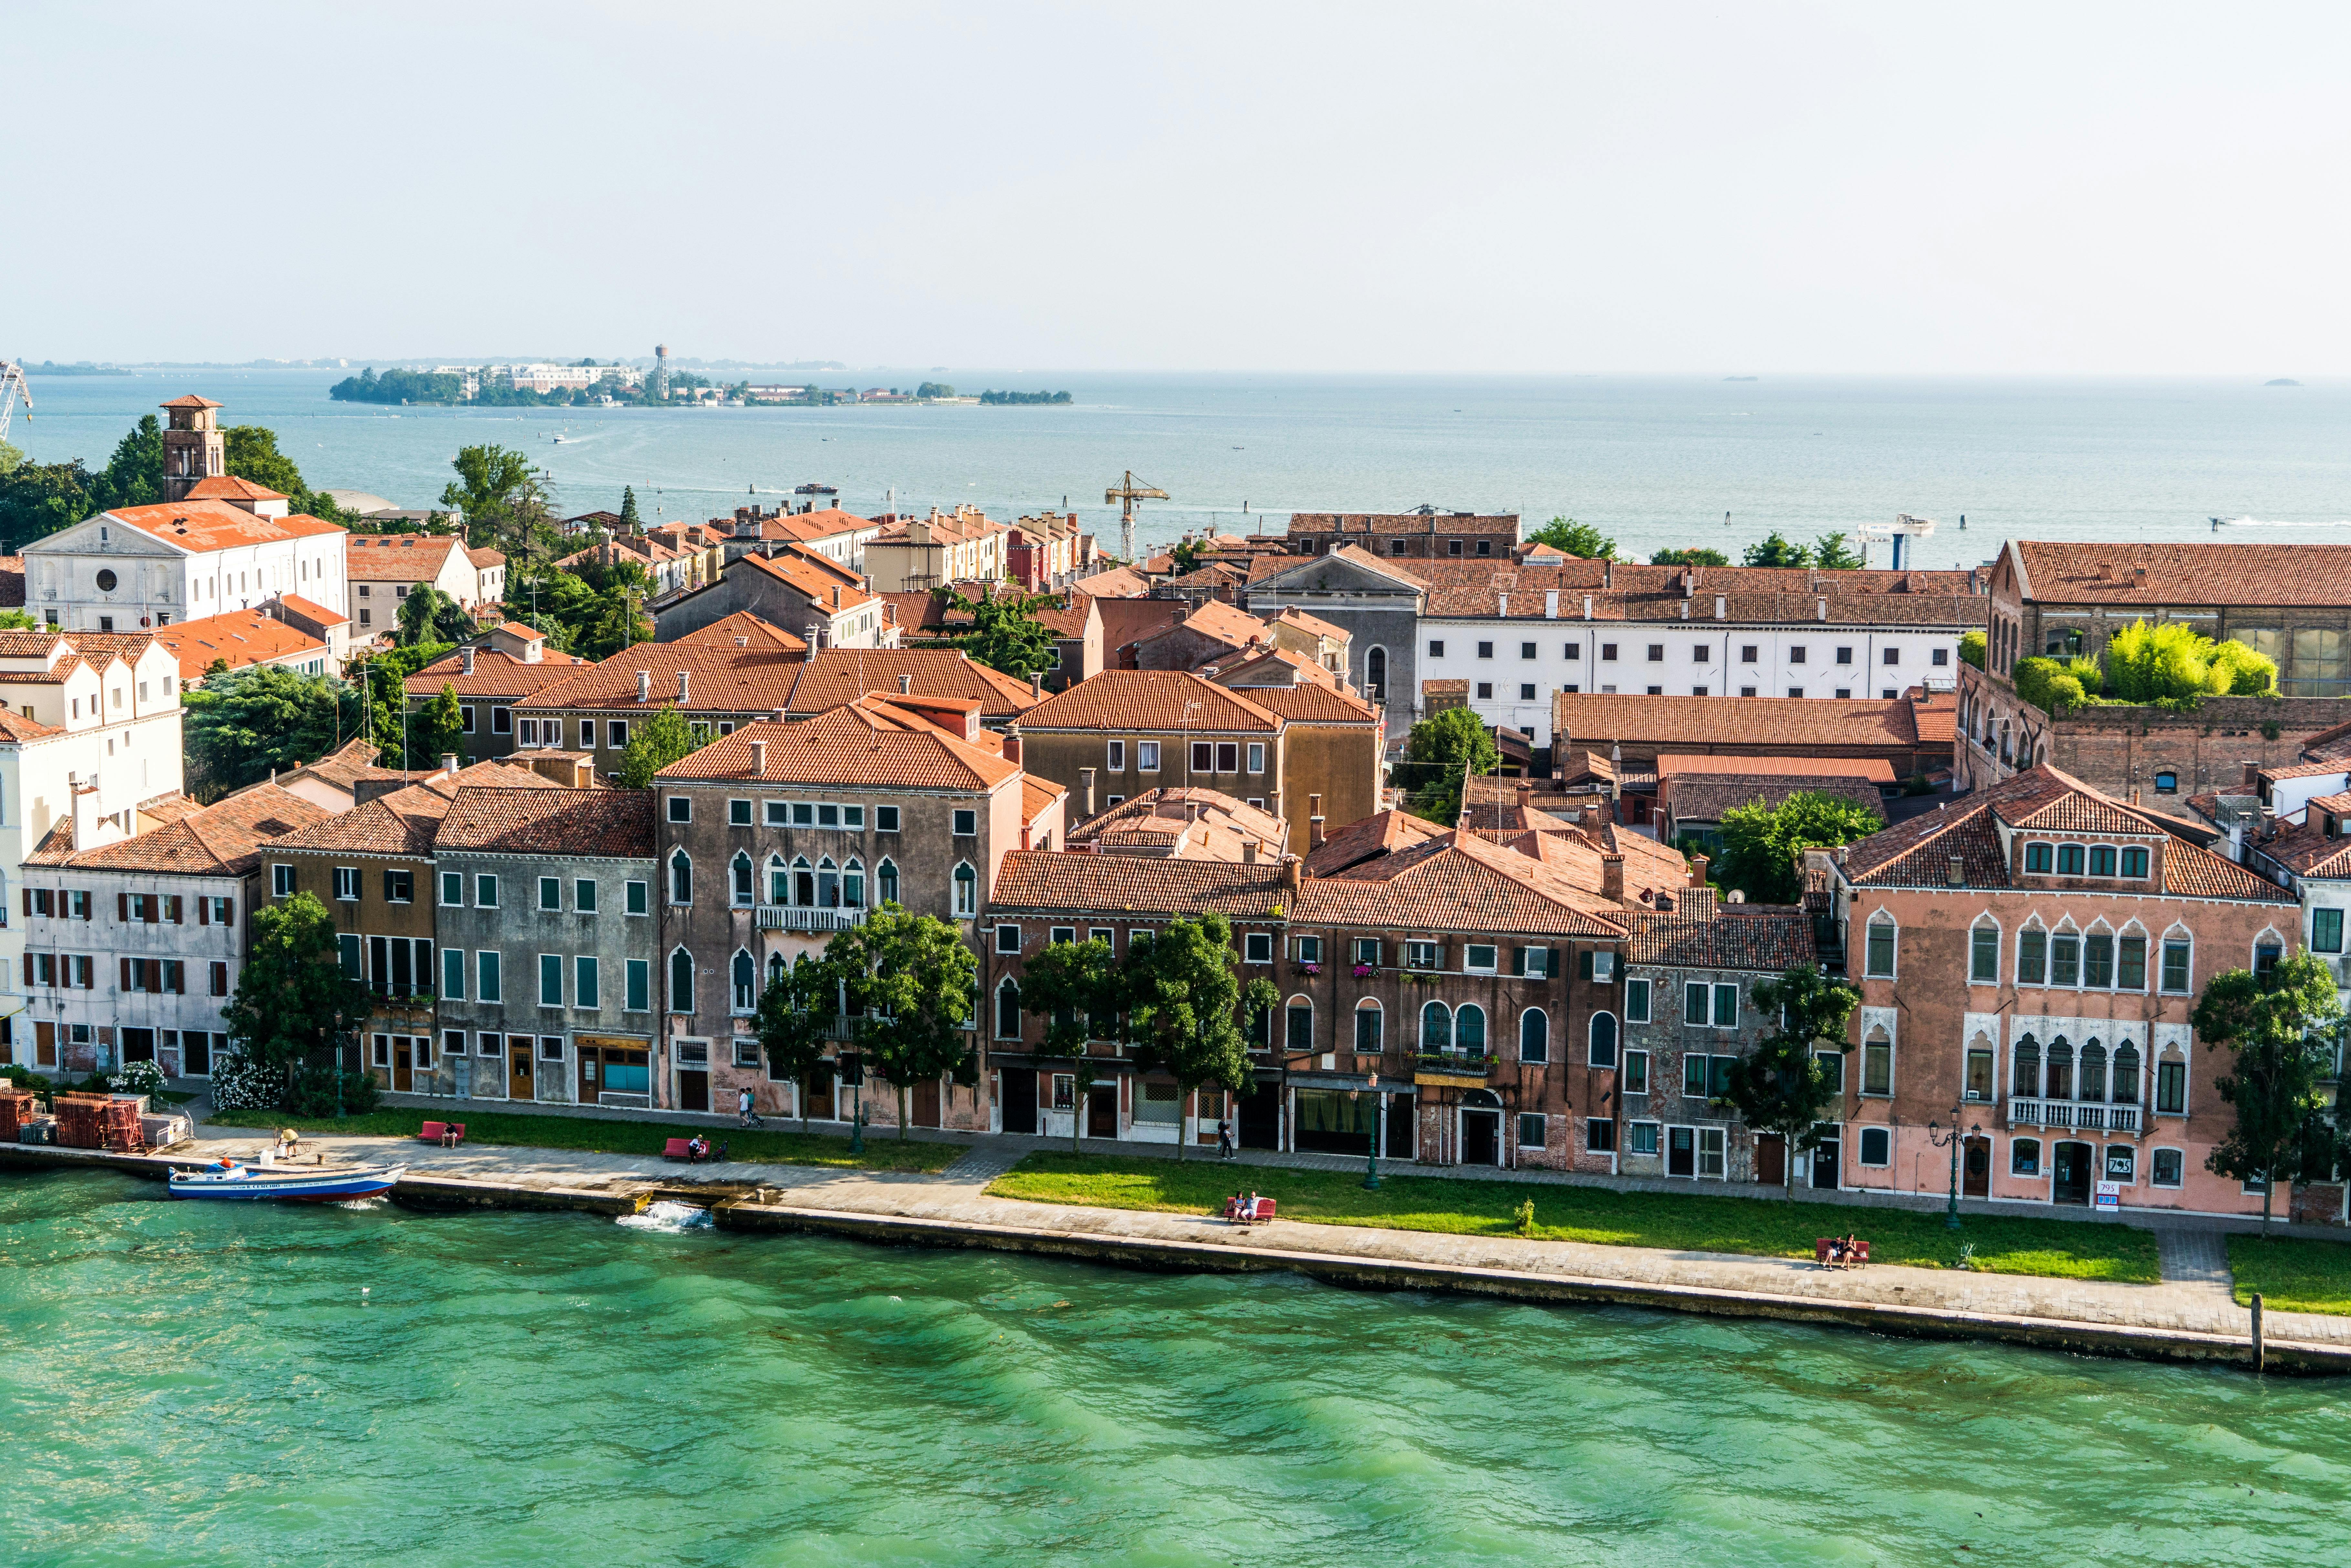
1354,1072,1384,1190
1925,1104,1980,1231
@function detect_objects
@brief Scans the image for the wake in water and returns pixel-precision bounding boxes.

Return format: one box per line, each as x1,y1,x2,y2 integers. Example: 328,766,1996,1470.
616,1200,713,1233
2215,516,2351,528
331,1197,388,1212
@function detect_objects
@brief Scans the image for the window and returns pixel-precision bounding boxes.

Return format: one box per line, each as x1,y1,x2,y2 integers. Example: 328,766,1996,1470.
1683,1053,1709,1097
1246,742,1265,773
1624,1050,1649,1094
1464,944,1496,974
1405,941,1439,970
667,796,692,823
1478,683,1496,700
1931,647,1948,667
1293,934,1324,966
1428,641,1444,657
1621,1121,1656,1156
2088,846,2117,877
1191,741,1213,773
2011,1138,2041,1176
1625,977,1651,1023
1712,984,1737,1028
1519,641,1537,660
477,873,500,908
2152,1147,2184,1187
1457,1005,1486,1056
1285,1000,1313,1055
384,868,414,904
1864,921,1895,977
2018,929,2046,984
995,979,1022,1039
1863,1037,1892,1095
876,805,902,832
1970,925,1999,983
2119,846,2149,878
1106,739,1126,772
1564,645,1580,661
2156,1060,2186,1114
540,876,561,912
2024,842,2053,874
1645,644,1664,663
1816,1050,1845,1093
2161,939,2191,993
2050,934,2080,987
609,720,628,748
877,859,899,905
1477,642,1494,660
440,872,463,906
577,956,600,1009
2115,934,2147,991
2084,933,2113,988
625,879,647,916
729,799,753,826
2316,909,2346,954
2153,771,2177,795
1520,1009,1548,1064
2056,844,2085,876
1244,931,1272,964
953,862,977,916
1573,1116,1603,1152
625,958,649,1013
1588,1012,1617,1068
1835,647,1853,666
576,878,597,914
1516,946,1549,978
1519,685,1536,701
1601,643,1618,661
208,960,228,997
1420,1000,1451,1052
1789,646,1806,664
539,953,563,1007
333,867,360,902
669,949,695,1013
1211,741,1238,773
443,947,466,1000
1354,938,1380,967
731,853,754,905
1788,688,1803,699
669,850,693,904
1131,740,1161,774
791,803,814,826
1684,981,1709,1026
1859,1127,1891,1166
952,809,977,836
478,950,502,1002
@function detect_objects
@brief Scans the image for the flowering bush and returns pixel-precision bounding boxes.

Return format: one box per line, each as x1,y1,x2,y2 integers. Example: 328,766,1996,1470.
115,1059,166,1096
1352,963,1375,978
1297,962,1320,976
206,1044,282,1113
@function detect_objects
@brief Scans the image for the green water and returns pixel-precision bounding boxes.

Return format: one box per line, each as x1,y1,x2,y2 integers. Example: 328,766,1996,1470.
3,1172,2347,1566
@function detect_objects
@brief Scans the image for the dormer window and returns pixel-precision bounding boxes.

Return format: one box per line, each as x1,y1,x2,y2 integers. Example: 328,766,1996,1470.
2024,842,2053,873
2120,846,2150,877
2088,846,2117,877
2055,844,2085,875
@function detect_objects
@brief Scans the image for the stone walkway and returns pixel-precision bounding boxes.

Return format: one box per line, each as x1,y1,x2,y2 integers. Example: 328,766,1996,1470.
161,1115,2351,1356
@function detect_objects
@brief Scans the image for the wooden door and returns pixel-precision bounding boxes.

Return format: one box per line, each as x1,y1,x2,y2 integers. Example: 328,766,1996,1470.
1666,1125,1695,1177
1810,1130,1840,1189
1963,1136,1992,1198
914,1077,943,1129
1462,1110,1500,1166
1755,1134,1786,1187
509,1042,533,1100
803,1071,834,1121
1086,1083,1117,1140
34,1021,57,1068
393,1040,413,1093
1000,1067,1037,1134
578,1046,600,1106
678,1070,709,1113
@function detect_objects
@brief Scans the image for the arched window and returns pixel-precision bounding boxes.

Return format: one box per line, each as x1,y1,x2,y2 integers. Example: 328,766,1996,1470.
1456,1004,1487,1058
1354,998,1382,1054
1285,998,1313,1055
953,862,977,917
844,859,866,908
793,855,815,906
2080,1040,2107,1103
731,852,754,905
732,950,756,1012
1366,645,1388,696
669,947,695,1013
767,854,788,905
669,849,693,905
818,857,840,909
2046,1037,2073,1101
1520,1008,1550,1065
766,951,788,991
2013,1033,2041,1099
2112,1040,2141,1104
1586,1009,1615,1068
995,978,1022,1040
1420,1000,1451,1053
877,858,900,907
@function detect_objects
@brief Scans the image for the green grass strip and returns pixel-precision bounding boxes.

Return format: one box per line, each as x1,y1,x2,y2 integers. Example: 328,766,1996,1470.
988,1153,2160,1282
2227,1233,2351,1316
204,1106,960,1173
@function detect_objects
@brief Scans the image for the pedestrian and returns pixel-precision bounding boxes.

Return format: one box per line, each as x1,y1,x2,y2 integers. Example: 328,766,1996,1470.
1217,1117,1234,1161
738,1085,761,1128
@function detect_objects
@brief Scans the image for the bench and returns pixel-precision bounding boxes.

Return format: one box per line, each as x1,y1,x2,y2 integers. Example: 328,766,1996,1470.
663,1138,694,1162
418,1121,445,1144
1815,1237,1871,1269
1224,1198,1277,1227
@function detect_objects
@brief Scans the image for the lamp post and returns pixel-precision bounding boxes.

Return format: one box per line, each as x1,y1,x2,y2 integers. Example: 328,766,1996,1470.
1356,1072,1383,1190
1925,1103,1979,1231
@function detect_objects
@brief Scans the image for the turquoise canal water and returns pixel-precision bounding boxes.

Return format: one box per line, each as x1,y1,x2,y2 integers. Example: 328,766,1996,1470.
4,1169,2348,1567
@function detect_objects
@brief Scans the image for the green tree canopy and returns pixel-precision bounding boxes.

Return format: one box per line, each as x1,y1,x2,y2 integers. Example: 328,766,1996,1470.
1018,936,1129,1151
414,681,466,768
1811,532,1864,570
948,586,1057,680
2105,620,2278,703
223,424,345,521
1124,913,1276,1161
443,444,559,563
757,954,842,1133
1724,967,1863,1190
1403,706,1498,823
1528,517,1616,558
1743,531,1812,569
222,891,373,1101
0,436,23,475
617,703,698,788
827,905,979,1139
1715,789,1886,904
1646,547,1730,567
397,583,475,647
618,485,641,529
1958,629,1987,670
100,415,165,510
183,663,371,798
2193,951,2348,1232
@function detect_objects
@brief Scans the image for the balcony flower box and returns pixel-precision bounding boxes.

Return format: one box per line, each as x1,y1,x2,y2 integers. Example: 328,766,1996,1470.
1352,963,1376,978
1297,962,1320,976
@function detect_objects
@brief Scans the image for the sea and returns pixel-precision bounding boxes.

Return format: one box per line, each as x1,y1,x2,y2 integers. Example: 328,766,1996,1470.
5,1167,2347,1567
14,369,2351,565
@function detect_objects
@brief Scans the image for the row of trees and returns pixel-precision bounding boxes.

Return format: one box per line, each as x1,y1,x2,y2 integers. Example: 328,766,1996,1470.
1521,519,1866,570
2013,620,2277,716
0,414,350,541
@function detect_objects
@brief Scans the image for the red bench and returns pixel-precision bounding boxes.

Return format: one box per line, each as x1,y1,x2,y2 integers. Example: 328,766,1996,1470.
1224,1197,1277,1226
1815,1237,1870,1269
663,1138,694,1161
417,1122,467,1146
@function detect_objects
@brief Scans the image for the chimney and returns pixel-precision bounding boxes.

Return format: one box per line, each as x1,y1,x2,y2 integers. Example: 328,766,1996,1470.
1516,779,1532,811
442,754,458,776
1690,852,1710,886
1714,595,1726,620
2133,565,2147,587
804,624,820,660
1030,672,1043,700
1583,594,1594,620
1948,855,1966,887
1282,853,1303,897
1816,597,1828,622
750,739,767,774
637,670,651,703
1003,729,1023,766
677,671,690,703
1243,838,1259,864
462,646,476,675
898,673,913,695
1310,811,1326,851
1080,766,1097,816
2129,787,2140,806
1681,568,1695,598
1601,852,1625,904
1602,559,1613,589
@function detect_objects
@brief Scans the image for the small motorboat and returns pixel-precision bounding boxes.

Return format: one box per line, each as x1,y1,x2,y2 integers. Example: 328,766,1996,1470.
167,1158,405,1203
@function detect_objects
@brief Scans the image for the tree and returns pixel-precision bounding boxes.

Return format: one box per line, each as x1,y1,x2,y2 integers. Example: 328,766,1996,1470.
443,444,558,564
1725,967,1863,1190
2104,619,2277,704
0,436,22,475
224,424,344,520
1812,532,1865,570
415,682,466,768
99,415,165,510
1170,537,1207,574
617,704,698,788
1715,789,1885,904
948,586,1056,681
1019,937,1129,1152
757,955,841,1133
183,663,371,798
618,485,641,530
221,891,373,1104
397,583,474,647
1958,629,1987,670
1529,517,1616,558
349,640,455,762
2193,952,2348,1233
1646,547,1730,568
827,906,979,1139
1125,914,1276,1162
0,458,104,542
1743,531,1812,569
1403,706,1498,823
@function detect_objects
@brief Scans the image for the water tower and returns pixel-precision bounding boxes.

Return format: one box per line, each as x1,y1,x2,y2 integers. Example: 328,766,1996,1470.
654,343,670,400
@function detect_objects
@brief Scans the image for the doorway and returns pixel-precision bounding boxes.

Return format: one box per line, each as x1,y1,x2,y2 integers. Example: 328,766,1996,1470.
121,1028,156,1063
1238,1080,1282,1150
1086,1082,1118,1140
1385,1092,1416,1160
677,1066,709,1113
1755,1134,1786,1187
1667,1125,1696,1177
1810,1127,1841,1190
803,1071,835,1122
1963,1136,1992,1198
34,1021,56,1069
1001,1067,1038,1134
916,1078,944,1129
394,1039,414,1093
2053,1141,2094,1204
509,1042,533,1101
578,1046,600,1106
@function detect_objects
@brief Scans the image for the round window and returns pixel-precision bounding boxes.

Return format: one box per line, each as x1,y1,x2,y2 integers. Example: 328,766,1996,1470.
95,569,117,592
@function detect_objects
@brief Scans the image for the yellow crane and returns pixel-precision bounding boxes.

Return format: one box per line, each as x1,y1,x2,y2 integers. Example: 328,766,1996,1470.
1105,470,1168,564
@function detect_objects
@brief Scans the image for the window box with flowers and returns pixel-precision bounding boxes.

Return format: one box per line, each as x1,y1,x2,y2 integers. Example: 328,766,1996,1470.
1352,962,1376,979
1296,962,1320,976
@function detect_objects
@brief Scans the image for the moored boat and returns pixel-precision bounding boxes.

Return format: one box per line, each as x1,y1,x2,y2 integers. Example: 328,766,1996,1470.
166,1159,405,1202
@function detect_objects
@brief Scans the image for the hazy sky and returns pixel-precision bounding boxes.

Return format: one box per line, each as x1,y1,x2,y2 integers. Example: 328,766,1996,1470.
17,3,2349,373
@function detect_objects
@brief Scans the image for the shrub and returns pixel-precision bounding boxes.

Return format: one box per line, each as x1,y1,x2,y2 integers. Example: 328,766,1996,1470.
2013,656,2091,716
207,1044,283,1113
1957,629,1986,670
2105,620,2277,704
284,1062,381,1118
116,1060,166,1096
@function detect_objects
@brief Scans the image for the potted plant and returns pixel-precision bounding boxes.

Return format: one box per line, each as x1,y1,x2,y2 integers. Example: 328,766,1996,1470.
1352,962,1375,979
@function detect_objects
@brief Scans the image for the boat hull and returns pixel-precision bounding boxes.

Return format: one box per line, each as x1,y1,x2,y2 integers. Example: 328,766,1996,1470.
167,1166,404,1202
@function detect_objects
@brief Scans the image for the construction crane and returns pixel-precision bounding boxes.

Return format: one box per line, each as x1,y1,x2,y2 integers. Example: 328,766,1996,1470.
1105,470,1168,564
0,359,30,445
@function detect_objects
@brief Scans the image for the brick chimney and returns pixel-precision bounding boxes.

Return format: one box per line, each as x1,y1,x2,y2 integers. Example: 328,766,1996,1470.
2244,761,2262,787
1690,852,1709,887
750,739,767,774
1003,728,1023,766
1282,853,1303,897
1516,780,1532,812
1601,852,1625,904
1080,766,1096,816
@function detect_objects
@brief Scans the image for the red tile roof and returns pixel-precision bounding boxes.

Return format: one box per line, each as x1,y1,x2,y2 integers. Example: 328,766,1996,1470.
1244,683,1380,725
433,786,655,858
1627,907,1815,970
672,612,809,652
1069,787,1288,862
1551,692,1937,753
183,475,286,503
401,642,590,698
655,699,1022,790
1288,513,1520,537
347,534,466,580
1658,754,1897,784
1020,670,1280,733
155,608,327,679
104,500,343,553
2011,540,2351,608
275,593,348,628
1296,830,1626,936
27,783,332,874
160,395,223,410
739,547,876,610
990,851,1290,918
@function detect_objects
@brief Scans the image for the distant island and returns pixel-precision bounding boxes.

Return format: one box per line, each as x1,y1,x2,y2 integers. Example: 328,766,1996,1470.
2266,378,2303,387
24,360,131,377
1723,375,1759,382
979,389,1074,405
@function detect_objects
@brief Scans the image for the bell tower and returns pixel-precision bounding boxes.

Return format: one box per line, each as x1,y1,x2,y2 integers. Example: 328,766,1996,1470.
159,394,226,502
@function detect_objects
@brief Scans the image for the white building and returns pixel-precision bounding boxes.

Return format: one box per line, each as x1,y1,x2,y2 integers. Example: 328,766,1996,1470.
345,535,505,642
0,630,187,1070
24,486,349,636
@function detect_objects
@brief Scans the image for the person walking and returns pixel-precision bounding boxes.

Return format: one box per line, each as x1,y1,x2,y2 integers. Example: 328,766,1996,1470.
738,1085,762,1128
1217,1116,1234,1161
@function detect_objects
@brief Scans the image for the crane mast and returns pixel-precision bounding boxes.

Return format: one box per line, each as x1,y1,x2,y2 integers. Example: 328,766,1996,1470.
0,359,30,445
1104,469,1169,564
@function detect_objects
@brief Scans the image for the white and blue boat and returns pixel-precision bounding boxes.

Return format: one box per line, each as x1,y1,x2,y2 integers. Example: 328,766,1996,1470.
166,1159,405,1203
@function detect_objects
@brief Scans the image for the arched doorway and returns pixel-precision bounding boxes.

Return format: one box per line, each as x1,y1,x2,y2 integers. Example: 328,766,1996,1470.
1365,645,1388,700
1460,1088,1503,1167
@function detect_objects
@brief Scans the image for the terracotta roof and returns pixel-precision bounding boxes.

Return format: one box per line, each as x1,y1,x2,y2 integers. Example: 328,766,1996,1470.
91,500,343,554
739,547,876,610
777,648,1038,718
347,534,465,580
1627,907,1815,970
1243,683,1380,725
155,608,327,680
672,612,810,652
282,737,393,792
160,395,224,410
654,700,1021,790
1657,754,1897,784
2010,540,2351,608
1661,775,1885,828
265,762,564,856
2259,758,2351,785
1021,774,1066,828
402,643,590,698
1202,644,1338,690
2260,808,2351,880
27,783,332,874
724,507,873,544
0,556,21,609
870,507,1006,546
1133,596,1266,656
1030,591,1095,640
275,593,348,628
1270,606,1349,643
1020,670,1280,734
468,547,506,569
183,474,286,504
1096,597,1189,656
1068,787,1289,863
989,851,1290,918
1551,693,1935,753
1073,566,1149,599
878,591,960,636
1296,830,1627,937
433,786,655,858
1302,809,1449,875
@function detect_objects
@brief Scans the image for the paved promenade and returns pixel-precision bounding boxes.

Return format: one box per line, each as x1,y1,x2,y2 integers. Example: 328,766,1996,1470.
131,1106,2348,1367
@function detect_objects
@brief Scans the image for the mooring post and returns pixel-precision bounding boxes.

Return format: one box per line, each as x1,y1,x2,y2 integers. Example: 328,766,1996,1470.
2251,1291,2266,1373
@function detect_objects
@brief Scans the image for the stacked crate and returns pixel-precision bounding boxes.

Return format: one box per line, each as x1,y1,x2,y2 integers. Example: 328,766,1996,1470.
53,1093,109,1148
0,1087,36,1141
100,1098,146,1154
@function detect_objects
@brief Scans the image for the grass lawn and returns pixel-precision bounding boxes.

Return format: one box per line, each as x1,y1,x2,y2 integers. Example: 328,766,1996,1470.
2226,1233,2351,1316
204,1106,960,1173
988,1153,2160,1282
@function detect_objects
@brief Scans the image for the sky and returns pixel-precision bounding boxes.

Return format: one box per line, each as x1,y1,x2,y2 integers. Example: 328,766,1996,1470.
14,2,2351,374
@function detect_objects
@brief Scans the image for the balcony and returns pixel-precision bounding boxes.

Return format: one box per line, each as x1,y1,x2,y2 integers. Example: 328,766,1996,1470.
755,905,868,933
2007,1098,2141,1133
